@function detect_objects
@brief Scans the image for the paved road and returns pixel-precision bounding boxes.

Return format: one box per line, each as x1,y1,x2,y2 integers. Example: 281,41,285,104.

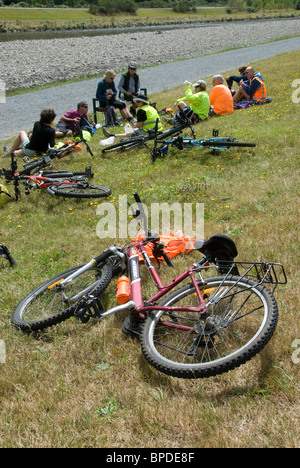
1,36,299,141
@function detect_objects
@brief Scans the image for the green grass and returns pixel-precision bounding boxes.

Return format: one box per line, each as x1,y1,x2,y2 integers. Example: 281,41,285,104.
0,51,299,448
0,6,299,31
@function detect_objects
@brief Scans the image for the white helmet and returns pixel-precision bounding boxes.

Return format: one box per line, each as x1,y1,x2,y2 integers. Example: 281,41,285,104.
128,61,137,69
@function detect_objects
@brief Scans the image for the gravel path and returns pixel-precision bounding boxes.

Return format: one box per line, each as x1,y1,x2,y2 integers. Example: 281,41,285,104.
0,19,299,140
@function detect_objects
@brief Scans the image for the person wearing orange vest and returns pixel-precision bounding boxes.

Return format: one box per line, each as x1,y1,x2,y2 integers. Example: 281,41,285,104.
233,66,267,103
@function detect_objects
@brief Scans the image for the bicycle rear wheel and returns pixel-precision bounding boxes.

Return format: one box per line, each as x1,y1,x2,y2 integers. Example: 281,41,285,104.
47,183,111,198
141,276,278,379
101,137,146,154
11,261,113,331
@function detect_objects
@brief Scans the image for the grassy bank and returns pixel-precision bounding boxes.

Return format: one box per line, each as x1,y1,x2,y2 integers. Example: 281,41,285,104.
0,51,299,448
0,7,299,32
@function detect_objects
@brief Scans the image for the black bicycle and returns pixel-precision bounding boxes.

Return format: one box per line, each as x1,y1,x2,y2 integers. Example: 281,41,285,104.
0,243,16,267
19,133,94,177
101,110,195,155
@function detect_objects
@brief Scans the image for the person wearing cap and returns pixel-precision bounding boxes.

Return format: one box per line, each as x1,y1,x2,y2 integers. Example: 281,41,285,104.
209,74,234,116
103,94,162,138
174,80,210,122
118,61,141,102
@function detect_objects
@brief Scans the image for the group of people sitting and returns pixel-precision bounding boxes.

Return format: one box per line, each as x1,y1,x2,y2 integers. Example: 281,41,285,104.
2,62,267,159
101,62,267,140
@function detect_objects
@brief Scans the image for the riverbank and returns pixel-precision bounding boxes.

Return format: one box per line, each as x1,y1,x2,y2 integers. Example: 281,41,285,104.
1,18,300,92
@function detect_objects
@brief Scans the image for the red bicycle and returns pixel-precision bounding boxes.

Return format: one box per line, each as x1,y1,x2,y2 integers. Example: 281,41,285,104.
0,153,111,200
11,193,286,379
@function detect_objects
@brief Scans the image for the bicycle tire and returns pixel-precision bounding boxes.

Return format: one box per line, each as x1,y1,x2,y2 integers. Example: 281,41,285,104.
47,183,111,198
11,261,113,331
201,140,256,148
101,137,146,154
141,275,278,379
42,171,86,178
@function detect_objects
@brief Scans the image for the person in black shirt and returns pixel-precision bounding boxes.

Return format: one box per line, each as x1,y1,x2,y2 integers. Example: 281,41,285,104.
3,109,56,158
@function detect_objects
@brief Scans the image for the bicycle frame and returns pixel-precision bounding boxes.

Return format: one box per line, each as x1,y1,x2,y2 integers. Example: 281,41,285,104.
124,241,208,317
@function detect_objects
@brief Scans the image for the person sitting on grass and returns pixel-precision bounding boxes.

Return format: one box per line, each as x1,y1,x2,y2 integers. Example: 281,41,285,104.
174,79,210,123
233,66,267,104
226,66,248,92
3,109,56,159
103,94,162,138
209,74,234,116
55,101,93,138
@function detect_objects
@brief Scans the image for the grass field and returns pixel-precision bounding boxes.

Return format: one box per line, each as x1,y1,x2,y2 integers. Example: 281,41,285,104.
0,6,299,30
0,50,299,448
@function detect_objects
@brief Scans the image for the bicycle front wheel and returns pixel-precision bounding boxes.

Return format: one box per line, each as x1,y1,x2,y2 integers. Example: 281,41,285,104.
47,183,111,198
141,276,278,379
11,261,113,331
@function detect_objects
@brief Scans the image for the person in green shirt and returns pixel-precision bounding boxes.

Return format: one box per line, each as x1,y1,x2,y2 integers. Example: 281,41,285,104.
174,80,210,122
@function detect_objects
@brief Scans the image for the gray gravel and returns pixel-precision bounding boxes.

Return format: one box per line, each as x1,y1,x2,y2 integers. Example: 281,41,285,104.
0,19,299,140
1,18,300,91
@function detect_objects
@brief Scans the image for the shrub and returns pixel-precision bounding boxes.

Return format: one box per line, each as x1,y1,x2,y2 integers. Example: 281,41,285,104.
89,0,137,16
172,0,197,13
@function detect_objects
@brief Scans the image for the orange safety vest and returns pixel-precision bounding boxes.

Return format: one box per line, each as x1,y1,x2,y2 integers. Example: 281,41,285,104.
251,76,267,102
134,232,195,263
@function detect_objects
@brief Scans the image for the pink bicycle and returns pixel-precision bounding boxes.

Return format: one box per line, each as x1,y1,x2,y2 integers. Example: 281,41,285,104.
12,193,286,379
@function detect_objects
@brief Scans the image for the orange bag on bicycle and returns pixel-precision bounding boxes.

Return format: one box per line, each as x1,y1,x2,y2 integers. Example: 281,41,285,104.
134,231,195,263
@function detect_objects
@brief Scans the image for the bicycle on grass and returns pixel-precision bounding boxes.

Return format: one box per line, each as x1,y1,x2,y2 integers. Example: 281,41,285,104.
11,193,286,379
101,110,195,155
0,243,16,266
151,128,256,163
20,133,95,177
0,153,111,200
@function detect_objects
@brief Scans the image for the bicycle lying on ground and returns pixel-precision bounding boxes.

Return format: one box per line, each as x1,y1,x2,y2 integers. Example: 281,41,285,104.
101,110,195,155
11,193,286,379
151,128,256,162
0,153,111,200
19,134,94,176
0,243,16,267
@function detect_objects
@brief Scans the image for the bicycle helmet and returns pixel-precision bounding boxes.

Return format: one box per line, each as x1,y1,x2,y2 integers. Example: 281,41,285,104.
174,108,194,126
128,61,137,69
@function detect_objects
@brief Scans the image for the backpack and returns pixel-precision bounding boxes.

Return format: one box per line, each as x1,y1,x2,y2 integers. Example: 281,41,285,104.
104,105,119,127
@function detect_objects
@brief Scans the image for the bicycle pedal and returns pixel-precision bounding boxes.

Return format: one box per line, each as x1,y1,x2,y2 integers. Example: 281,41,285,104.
74,296,104,323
